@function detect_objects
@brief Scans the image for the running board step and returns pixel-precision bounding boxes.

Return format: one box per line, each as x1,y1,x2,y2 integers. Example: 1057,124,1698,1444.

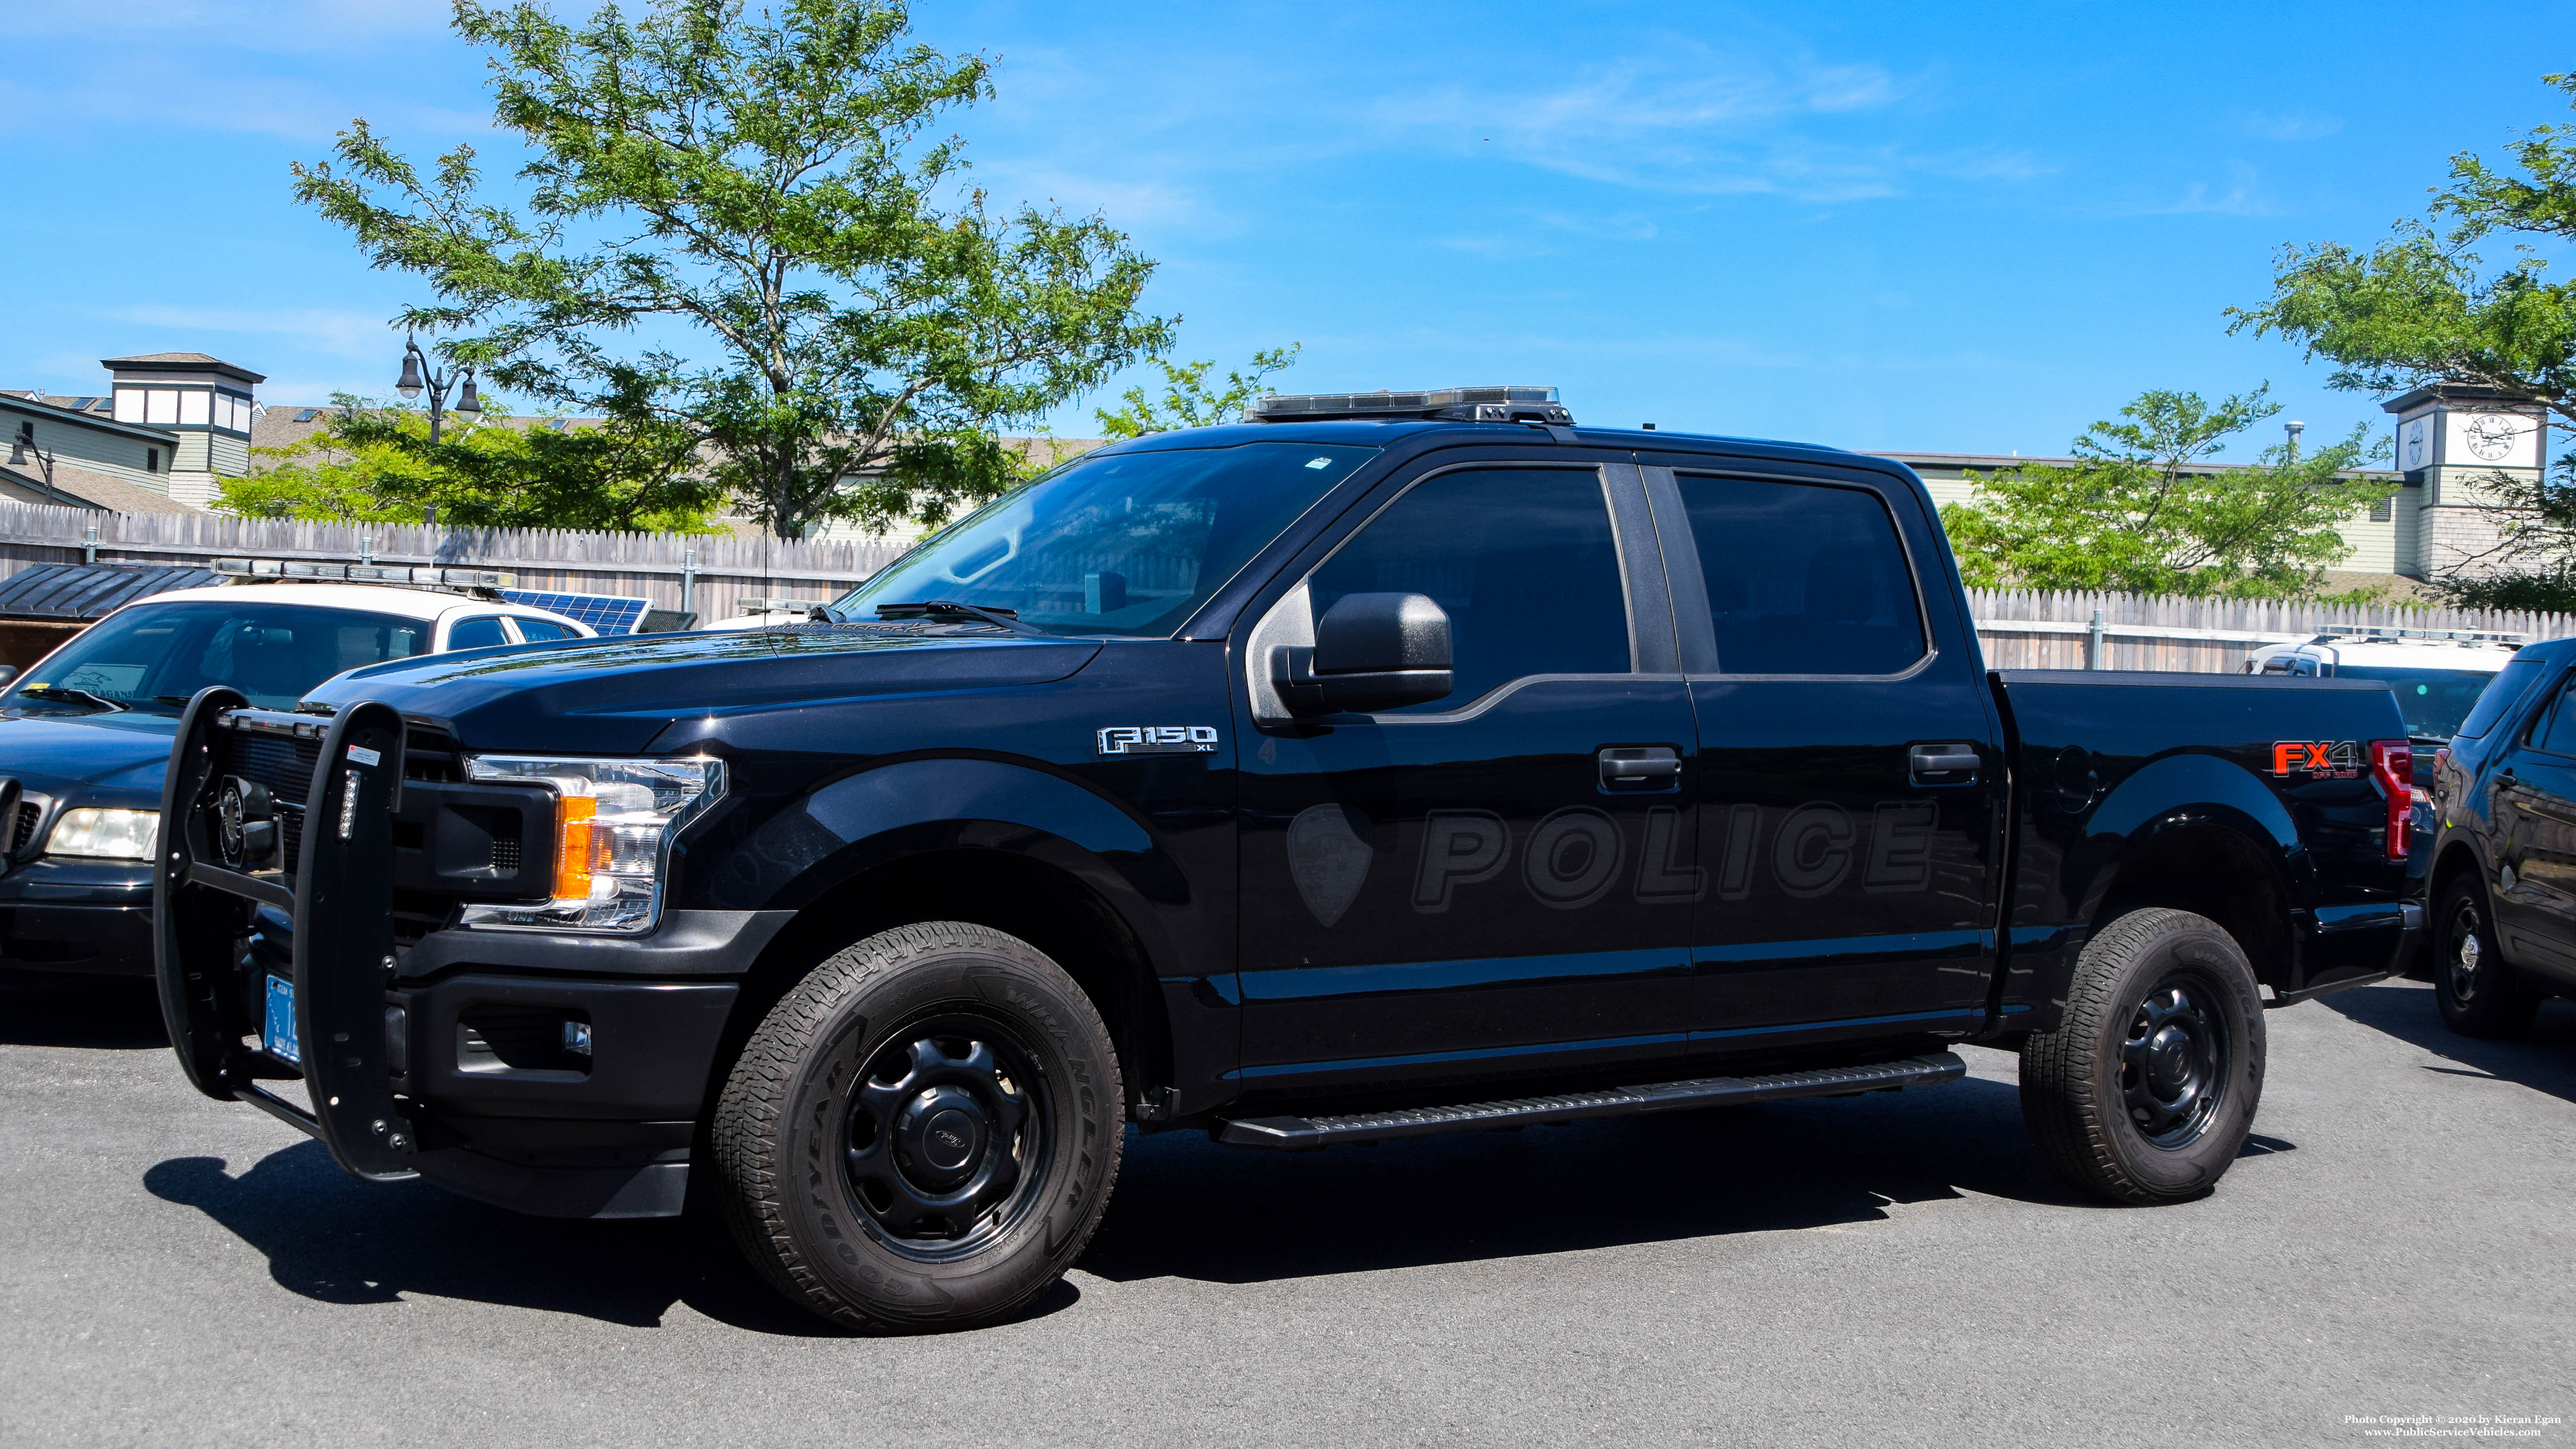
1214,1051,1966,1151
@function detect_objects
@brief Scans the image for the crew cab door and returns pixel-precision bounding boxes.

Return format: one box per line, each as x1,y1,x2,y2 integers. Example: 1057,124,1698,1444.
2487,669,2576,977
1230,455,1697,1093
1636,458,2007,1053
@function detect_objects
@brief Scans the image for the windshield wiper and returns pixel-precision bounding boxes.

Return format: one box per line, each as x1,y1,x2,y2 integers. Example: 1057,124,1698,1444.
14,684,124,712
874,601,1051,638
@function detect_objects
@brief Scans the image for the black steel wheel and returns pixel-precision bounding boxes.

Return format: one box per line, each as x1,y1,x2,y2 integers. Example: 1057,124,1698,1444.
2020,907,2266,1205
2434,877,2541,1039
841,1015,1051,1259
2118,972,2232,1149
711,922,1123,1333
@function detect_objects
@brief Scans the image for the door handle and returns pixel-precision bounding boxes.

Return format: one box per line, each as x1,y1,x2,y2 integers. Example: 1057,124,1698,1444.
1909,743,1982,785
1600,746,1682,790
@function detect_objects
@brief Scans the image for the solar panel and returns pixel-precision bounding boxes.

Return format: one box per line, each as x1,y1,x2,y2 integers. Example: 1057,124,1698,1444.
500,589,654,635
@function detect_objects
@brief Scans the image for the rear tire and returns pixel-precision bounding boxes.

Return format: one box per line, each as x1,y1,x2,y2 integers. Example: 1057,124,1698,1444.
710,922,1124,1333
2019,908,2266,1206
2434,877,2542,1039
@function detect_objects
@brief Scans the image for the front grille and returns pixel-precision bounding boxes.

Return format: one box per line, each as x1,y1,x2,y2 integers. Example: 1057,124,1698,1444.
208,719,322,877
403,724,464,783
225,732,322,809
9,802,37,854
491,836,521,872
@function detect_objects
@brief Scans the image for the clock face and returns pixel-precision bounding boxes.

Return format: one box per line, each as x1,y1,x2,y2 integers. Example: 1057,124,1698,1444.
2405,418,2428,469
2465,412,2519,462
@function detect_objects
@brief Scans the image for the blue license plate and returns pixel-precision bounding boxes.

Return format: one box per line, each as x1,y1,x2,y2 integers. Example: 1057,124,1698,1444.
262,975,300,1065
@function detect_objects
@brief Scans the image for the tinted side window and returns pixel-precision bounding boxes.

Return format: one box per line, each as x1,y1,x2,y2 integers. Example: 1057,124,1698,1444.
2536,681,2576,756
513,617,573,642
446,616,509,649
1677,475,1925,675
1307,467,1630,711
2459,657,2546,740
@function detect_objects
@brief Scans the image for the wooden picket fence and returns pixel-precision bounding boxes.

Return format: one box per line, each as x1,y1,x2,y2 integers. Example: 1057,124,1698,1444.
7,499,2575,664
0,500,907,623
1968,588,2576,673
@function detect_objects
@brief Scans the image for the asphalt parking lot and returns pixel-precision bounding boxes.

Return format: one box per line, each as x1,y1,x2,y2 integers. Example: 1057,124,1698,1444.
1,974,2568,1449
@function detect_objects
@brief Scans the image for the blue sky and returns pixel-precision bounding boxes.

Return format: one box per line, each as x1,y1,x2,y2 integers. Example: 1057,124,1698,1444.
4,1,2571,459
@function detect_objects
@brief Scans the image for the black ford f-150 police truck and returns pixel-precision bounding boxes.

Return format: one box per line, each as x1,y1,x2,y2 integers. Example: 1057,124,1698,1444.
154,386,2424,1333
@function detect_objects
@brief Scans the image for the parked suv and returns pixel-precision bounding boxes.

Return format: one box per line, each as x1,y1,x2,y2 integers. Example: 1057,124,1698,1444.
157,388,2421,1333
2427,639,2576,1037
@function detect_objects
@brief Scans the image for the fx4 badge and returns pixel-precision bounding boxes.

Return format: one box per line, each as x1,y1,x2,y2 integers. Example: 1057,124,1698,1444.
2273,740,2362,778
1098,725,1219,756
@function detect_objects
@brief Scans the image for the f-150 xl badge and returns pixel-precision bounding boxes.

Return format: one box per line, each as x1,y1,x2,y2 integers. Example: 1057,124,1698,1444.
2273,740,2362,777
1097,725,1219,756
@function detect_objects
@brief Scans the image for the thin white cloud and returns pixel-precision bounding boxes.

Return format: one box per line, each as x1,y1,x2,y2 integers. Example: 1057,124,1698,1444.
1439,235,1555,259
7,0,442,51
2140,161,2277,217
1539,211,1661,241
2237,109,2344,142
111,305,399,360
1367,41,2042,202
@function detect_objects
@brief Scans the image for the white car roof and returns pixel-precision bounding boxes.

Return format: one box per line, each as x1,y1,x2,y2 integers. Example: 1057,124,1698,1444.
118,582,589,631
2258,637,2517,672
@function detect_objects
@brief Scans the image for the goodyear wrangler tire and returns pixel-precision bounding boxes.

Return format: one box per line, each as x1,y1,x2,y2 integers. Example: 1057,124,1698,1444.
2018,907,2266,1206
711,922,1123,1333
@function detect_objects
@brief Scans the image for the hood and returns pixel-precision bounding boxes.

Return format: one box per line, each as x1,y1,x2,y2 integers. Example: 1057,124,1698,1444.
0,710,181,803
304,625,1104,754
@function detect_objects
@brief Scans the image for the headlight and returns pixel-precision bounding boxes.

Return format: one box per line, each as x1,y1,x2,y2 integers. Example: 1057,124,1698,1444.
457,755,723,934
46,808,160,860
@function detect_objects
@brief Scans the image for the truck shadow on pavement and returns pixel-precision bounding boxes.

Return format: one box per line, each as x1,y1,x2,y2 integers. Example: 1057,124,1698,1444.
1080,1066,2124,1287
2320,979,2576,1108
138,1142,1068,1336
136,1057,2293,1326
0,974,167,1050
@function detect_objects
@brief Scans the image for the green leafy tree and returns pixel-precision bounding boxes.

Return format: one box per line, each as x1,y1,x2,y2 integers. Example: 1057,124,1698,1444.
293,0,1172,539
2230,66,2576,606
1095,344,1300,438
1939,386,2394,598
218,396,723,532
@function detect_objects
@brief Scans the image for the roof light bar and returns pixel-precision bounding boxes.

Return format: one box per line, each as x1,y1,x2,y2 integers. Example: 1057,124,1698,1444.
2310,625,2527,645
735,598,829,619
214,558,517,589
1244,385,1573,426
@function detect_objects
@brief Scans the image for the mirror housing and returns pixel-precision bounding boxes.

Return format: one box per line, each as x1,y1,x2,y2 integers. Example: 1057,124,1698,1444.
0,665,15,687
1274,592,1454,715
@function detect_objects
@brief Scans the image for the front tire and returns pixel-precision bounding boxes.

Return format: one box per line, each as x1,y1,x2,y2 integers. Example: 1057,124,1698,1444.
2434,878,2542,1039
710,922,1124,1333
2019,908,2266,1205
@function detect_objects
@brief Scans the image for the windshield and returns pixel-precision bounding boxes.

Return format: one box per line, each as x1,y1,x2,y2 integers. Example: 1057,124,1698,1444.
4,600,432,716
2332,664,2507,741
837,441,1379,635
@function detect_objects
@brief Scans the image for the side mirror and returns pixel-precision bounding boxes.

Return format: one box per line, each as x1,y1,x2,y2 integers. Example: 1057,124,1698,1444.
0,665,16,687
1273,592,1454,715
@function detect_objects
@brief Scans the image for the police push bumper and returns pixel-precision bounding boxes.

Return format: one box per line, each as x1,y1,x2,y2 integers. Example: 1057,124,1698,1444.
155,689,417,1180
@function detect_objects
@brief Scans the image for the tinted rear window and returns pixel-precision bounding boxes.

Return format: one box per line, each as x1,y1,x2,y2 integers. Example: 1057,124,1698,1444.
2455,657,2548,740
2328,665,2507,741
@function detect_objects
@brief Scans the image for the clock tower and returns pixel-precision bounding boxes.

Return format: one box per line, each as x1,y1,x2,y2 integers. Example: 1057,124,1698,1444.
2383,385,2549,580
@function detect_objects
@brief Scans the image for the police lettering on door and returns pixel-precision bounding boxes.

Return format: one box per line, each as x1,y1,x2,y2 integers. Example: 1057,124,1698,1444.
1284,800,1940,926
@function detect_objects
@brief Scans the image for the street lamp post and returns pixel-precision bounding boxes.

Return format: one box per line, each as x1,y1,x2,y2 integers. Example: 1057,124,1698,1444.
7,423,61,506
395,335,485,445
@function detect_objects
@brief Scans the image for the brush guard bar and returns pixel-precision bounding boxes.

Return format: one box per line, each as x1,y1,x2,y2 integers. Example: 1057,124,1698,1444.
154,688,418,1181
